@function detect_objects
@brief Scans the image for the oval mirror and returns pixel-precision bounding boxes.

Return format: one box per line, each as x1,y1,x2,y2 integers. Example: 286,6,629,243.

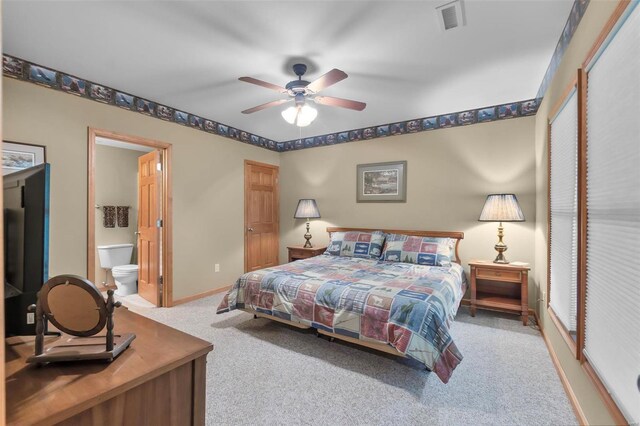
40,275,107,337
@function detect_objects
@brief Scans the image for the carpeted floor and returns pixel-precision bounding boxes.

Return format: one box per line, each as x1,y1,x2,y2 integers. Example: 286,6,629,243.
126,293,577,426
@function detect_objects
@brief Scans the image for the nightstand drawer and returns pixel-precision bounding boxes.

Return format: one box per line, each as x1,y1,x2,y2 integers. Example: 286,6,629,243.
475,268,521,282
289,248,312,259
287,246,327,262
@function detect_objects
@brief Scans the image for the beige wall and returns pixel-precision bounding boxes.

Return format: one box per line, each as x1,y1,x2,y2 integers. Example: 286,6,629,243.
3,77,279,300
533,1,619,424
93,144,141,285
280,116,537,304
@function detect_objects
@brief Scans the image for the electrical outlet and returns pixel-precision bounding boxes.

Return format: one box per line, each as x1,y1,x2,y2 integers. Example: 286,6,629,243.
215,264,220,273
27,312,35,324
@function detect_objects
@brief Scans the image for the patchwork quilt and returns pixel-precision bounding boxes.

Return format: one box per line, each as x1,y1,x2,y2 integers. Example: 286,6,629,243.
217,255,467,383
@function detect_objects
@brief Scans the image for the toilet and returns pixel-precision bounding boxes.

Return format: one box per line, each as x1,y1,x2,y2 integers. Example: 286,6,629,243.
97,243,138,296
111,264,139,296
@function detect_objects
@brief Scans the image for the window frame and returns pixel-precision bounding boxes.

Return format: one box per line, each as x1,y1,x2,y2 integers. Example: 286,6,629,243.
546,75,583,360
578,1,633,423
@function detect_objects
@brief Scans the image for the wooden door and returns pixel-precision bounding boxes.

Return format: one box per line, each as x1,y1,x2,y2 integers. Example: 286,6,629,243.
138,151,161,306
245,161,279,272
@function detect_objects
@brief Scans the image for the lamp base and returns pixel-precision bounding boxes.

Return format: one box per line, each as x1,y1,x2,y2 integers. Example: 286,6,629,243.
493,250,509,264
493,222,508,264
303,220,313,248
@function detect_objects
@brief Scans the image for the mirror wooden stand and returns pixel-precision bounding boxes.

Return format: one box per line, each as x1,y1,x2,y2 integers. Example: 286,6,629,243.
26,274,135,364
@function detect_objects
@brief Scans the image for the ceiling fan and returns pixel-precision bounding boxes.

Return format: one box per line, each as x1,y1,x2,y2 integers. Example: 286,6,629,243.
239,64,366,127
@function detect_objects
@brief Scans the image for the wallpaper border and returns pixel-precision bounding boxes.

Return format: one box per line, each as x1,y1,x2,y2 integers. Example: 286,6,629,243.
536,0,590,99
3,54,540,153
278,98,540,152
2,54,280,152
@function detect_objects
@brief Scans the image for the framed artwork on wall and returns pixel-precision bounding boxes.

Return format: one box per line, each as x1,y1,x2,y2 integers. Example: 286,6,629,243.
2,141,46,175
356,160,407,203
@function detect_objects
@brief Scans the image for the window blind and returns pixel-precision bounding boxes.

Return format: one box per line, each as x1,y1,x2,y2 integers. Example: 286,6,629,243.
549,90,578,333
585,3,640,424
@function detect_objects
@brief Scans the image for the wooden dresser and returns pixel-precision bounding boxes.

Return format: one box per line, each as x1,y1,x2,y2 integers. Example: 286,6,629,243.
5,307,213,425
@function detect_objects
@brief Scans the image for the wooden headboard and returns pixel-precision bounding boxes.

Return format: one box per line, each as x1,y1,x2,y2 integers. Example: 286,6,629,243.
326,227,465,264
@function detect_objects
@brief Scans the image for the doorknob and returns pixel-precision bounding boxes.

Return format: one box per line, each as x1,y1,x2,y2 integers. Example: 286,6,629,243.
134,231,140,235
247,227,254,232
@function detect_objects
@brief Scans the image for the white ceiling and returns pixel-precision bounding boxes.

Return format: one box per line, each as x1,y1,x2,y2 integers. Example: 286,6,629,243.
3,0,573,142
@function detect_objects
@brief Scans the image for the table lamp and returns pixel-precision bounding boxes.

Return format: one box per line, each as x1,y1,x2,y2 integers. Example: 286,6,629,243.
294,199,321,248
478,194,525,264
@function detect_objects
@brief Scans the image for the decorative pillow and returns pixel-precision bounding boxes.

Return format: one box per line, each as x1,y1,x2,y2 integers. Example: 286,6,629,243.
381,234,455,266
324,231,386,259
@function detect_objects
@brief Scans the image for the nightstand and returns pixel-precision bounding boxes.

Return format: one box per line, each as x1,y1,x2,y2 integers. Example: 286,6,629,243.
468,260,530,325
287,245,327,262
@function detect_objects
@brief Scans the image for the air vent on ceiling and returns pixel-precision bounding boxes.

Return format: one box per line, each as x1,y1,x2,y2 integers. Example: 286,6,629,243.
436,0,466,32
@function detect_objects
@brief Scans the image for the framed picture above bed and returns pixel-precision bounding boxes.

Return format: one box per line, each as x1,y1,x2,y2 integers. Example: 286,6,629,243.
2,141,46,175
356,160,407,202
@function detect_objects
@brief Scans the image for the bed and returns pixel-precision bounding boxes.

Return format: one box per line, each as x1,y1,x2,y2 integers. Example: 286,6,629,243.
217,227,466,383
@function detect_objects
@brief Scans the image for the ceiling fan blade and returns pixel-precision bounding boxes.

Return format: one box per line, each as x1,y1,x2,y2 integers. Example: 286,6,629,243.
314,96,366,111
305,68,348,93
241,99,290,114
239,77,288,93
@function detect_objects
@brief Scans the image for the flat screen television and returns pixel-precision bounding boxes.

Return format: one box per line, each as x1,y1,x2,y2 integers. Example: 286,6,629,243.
4,163,50,336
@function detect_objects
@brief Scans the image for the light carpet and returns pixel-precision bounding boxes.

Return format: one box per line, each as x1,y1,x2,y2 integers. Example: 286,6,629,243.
126,293,577,426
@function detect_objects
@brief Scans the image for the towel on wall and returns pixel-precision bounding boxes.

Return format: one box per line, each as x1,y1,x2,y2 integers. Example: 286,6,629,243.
117,206,130,228
103,206,116,228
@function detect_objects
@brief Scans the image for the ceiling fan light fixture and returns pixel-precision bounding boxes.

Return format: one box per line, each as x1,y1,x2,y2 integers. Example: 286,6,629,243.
281,106,298,124
281,104,317,127
296,104,317,127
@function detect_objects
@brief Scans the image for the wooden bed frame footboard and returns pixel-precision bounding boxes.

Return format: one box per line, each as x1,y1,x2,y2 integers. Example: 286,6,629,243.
245,308,407,358
244,227,464,361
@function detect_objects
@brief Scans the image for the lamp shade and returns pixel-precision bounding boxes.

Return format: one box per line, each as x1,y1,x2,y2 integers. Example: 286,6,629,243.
294,199,321,219
478,194,525,222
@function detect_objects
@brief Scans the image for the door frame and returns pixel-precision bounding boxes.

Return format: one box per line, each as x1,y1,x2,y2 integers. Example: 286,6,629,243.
244,160,279,273
87,127,174,307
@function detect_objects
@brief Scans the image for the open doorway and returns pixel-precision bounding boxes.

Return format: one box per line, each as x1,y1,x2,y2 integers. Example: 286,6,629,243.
87,128,173,307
